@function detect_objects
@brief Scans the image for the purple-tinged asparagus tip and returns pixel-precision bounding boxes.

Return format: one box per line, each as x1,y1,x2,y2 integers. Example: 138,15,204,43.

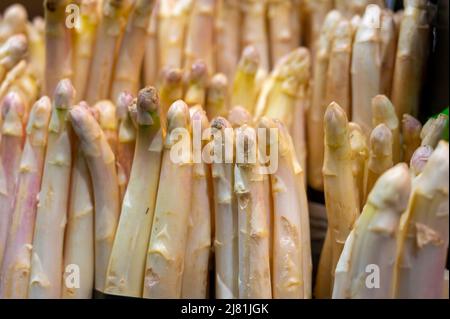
228,106,252,128
370,124,393,156
1,91,25,119
53,78,75,110
137,86,159,125
116,91,134,120
410,145,434,176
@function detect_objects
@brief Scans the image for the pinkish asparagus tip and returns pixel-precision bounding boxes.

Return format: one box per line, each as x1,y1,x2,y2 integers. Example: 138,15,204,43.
53,79,75,110
410,145,434,175
1,91,25,119
117,91,134,120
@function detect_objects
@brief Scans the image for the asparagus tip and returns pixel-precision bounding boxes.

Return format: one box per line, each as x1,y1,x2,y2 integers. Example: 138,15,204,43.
53,78,75,110
167,100,189,132
370,124,393,155
1,91,25,119
26,96,52,133
410,145,434,176
324,102,348,145
116,91,134,120
239,45,260,74
402,114,422,137
228,106,252,128
137,86,159,125
161,67,183,86
211,116,231,131
1,34,28,64
187,60,208,84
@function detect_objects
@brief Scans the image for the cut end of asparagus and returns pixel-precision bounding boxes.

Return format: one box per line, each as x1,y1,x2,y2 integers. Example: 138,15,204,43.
116,91,134,120
372,95,399,130
402,114,422,141
239,45,260,74
167,100,190,134
368,163,411,213
324,102,349,147
137,86,160,126
0,34,28,68
370,124,393,156
228,106,253,128
410,145,434,176
53,78,76,110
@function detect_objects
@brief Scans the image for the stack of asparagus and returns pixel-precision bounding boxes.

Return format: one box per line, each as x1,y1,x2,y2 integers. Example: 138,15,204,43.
0,0,447,300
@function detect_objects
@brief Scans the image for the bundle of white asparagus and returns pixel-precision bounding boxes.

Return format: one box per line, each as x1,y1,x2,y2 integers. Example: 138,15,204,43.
0,1,447,300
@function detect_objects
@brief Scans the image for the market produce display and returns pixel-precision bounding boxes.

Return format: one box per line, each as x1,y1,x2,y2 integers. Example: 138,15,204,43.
0,0,448,300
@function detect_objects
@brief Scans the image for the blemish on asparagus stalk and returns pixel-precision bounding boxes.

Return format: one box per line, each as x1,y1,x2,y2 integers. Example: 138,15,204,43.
0,97,51,299
402,114,422,163
205,73,229,119
143,100,192,298
409,145,433,177
184,60,208,107
28,79,75,298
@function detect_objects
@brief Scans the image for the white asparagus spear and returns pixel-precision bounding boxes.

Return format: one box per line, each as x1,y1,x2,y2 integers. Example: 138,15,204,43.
104,87,163,297
268,0,296,65
379,10,396,97
420,114,448,149
402,114,422,164
143,100,193,298
69,102,121,293
348,122,368,212
0,97,51,299
144,0,159,86
0,60,27,103
0,34,28,84
28,79,75,298
0,4,27,43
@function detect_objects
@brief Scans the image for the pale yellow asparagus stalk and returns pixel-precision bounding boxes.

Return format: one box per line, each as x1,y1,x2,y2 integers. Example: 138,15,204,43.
394,141,449,298
0,97,51,299
205,73,228,119
333,164,411,299
93,100,119,156
105,87,163,297
210,117,238,299
230,46,260,114
116,92,136,201
159,67,183,135
241,0,270,71
321,102,359,293
402,114,422,163
0,4,27,44
215,0,241,82
0,92,25,267
9,71,40,123
69,103,120,293
72,0,99,102
158,0,193,69
110,0,155,102
144,0,159,85
391,0,429,118
257,48,310,125
326,19,352,117
85,0,133,104
181,109,211,299
352,4,382,134
348,122,368,211
234,125,272,299
302,0,334,58
331,229,355,299
291,86,308,181
184,0,217,73
62,102,95,299
184,60,208,107
379,10,396,97
372,95,401,164
26,17,45,84
409,144,433,177
143,100,193,298
44,0,73,95
420,114,448,149
0,34,28,83
363,123,393,204
306,10,341,191
335,0,385,18
28,79,75,298
267,0,296,65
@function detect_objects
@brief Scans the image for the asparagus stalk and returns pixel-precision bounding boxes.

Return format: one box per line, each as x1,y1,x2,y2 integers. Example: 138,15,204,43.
116,92,136,201
159,67,183,135
44,0,73,96
0,34,28,83
372,95,401,164
210,117,238,299
158,0,193,69
302,0,334,58
291,86,308,182
351,4,382,134
184,60,208,107
0,92,25,267
0,4,27,44
69,102,120,293
379,10,396,97
93,100,119,156
9,71,39,123
26,17,45,84
62,102,95,299
215,0,241,82
409,144,433,177
143,0,159,86
363,123,394,204
349,122,368,211
184,0,217,73
181,109,211,298
314,230,333,298
333,163,411,298
110,0,155,102
234,124,272,299
85,0,133,104
394,141,449,298
143,100,193,298
28,79,75,298
331,229,355,299
268,0,296,65
420,114,448,149
335,0,385,18
306,10,341,191
0,97,51,299
391,0,430,118
402,114,422,164
205,73,228,119
320,102,360,293
241,0,270,71
325,19,352,117
72,0,99,102
0,59,27,102
104,87,163,297
230,46,260,114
